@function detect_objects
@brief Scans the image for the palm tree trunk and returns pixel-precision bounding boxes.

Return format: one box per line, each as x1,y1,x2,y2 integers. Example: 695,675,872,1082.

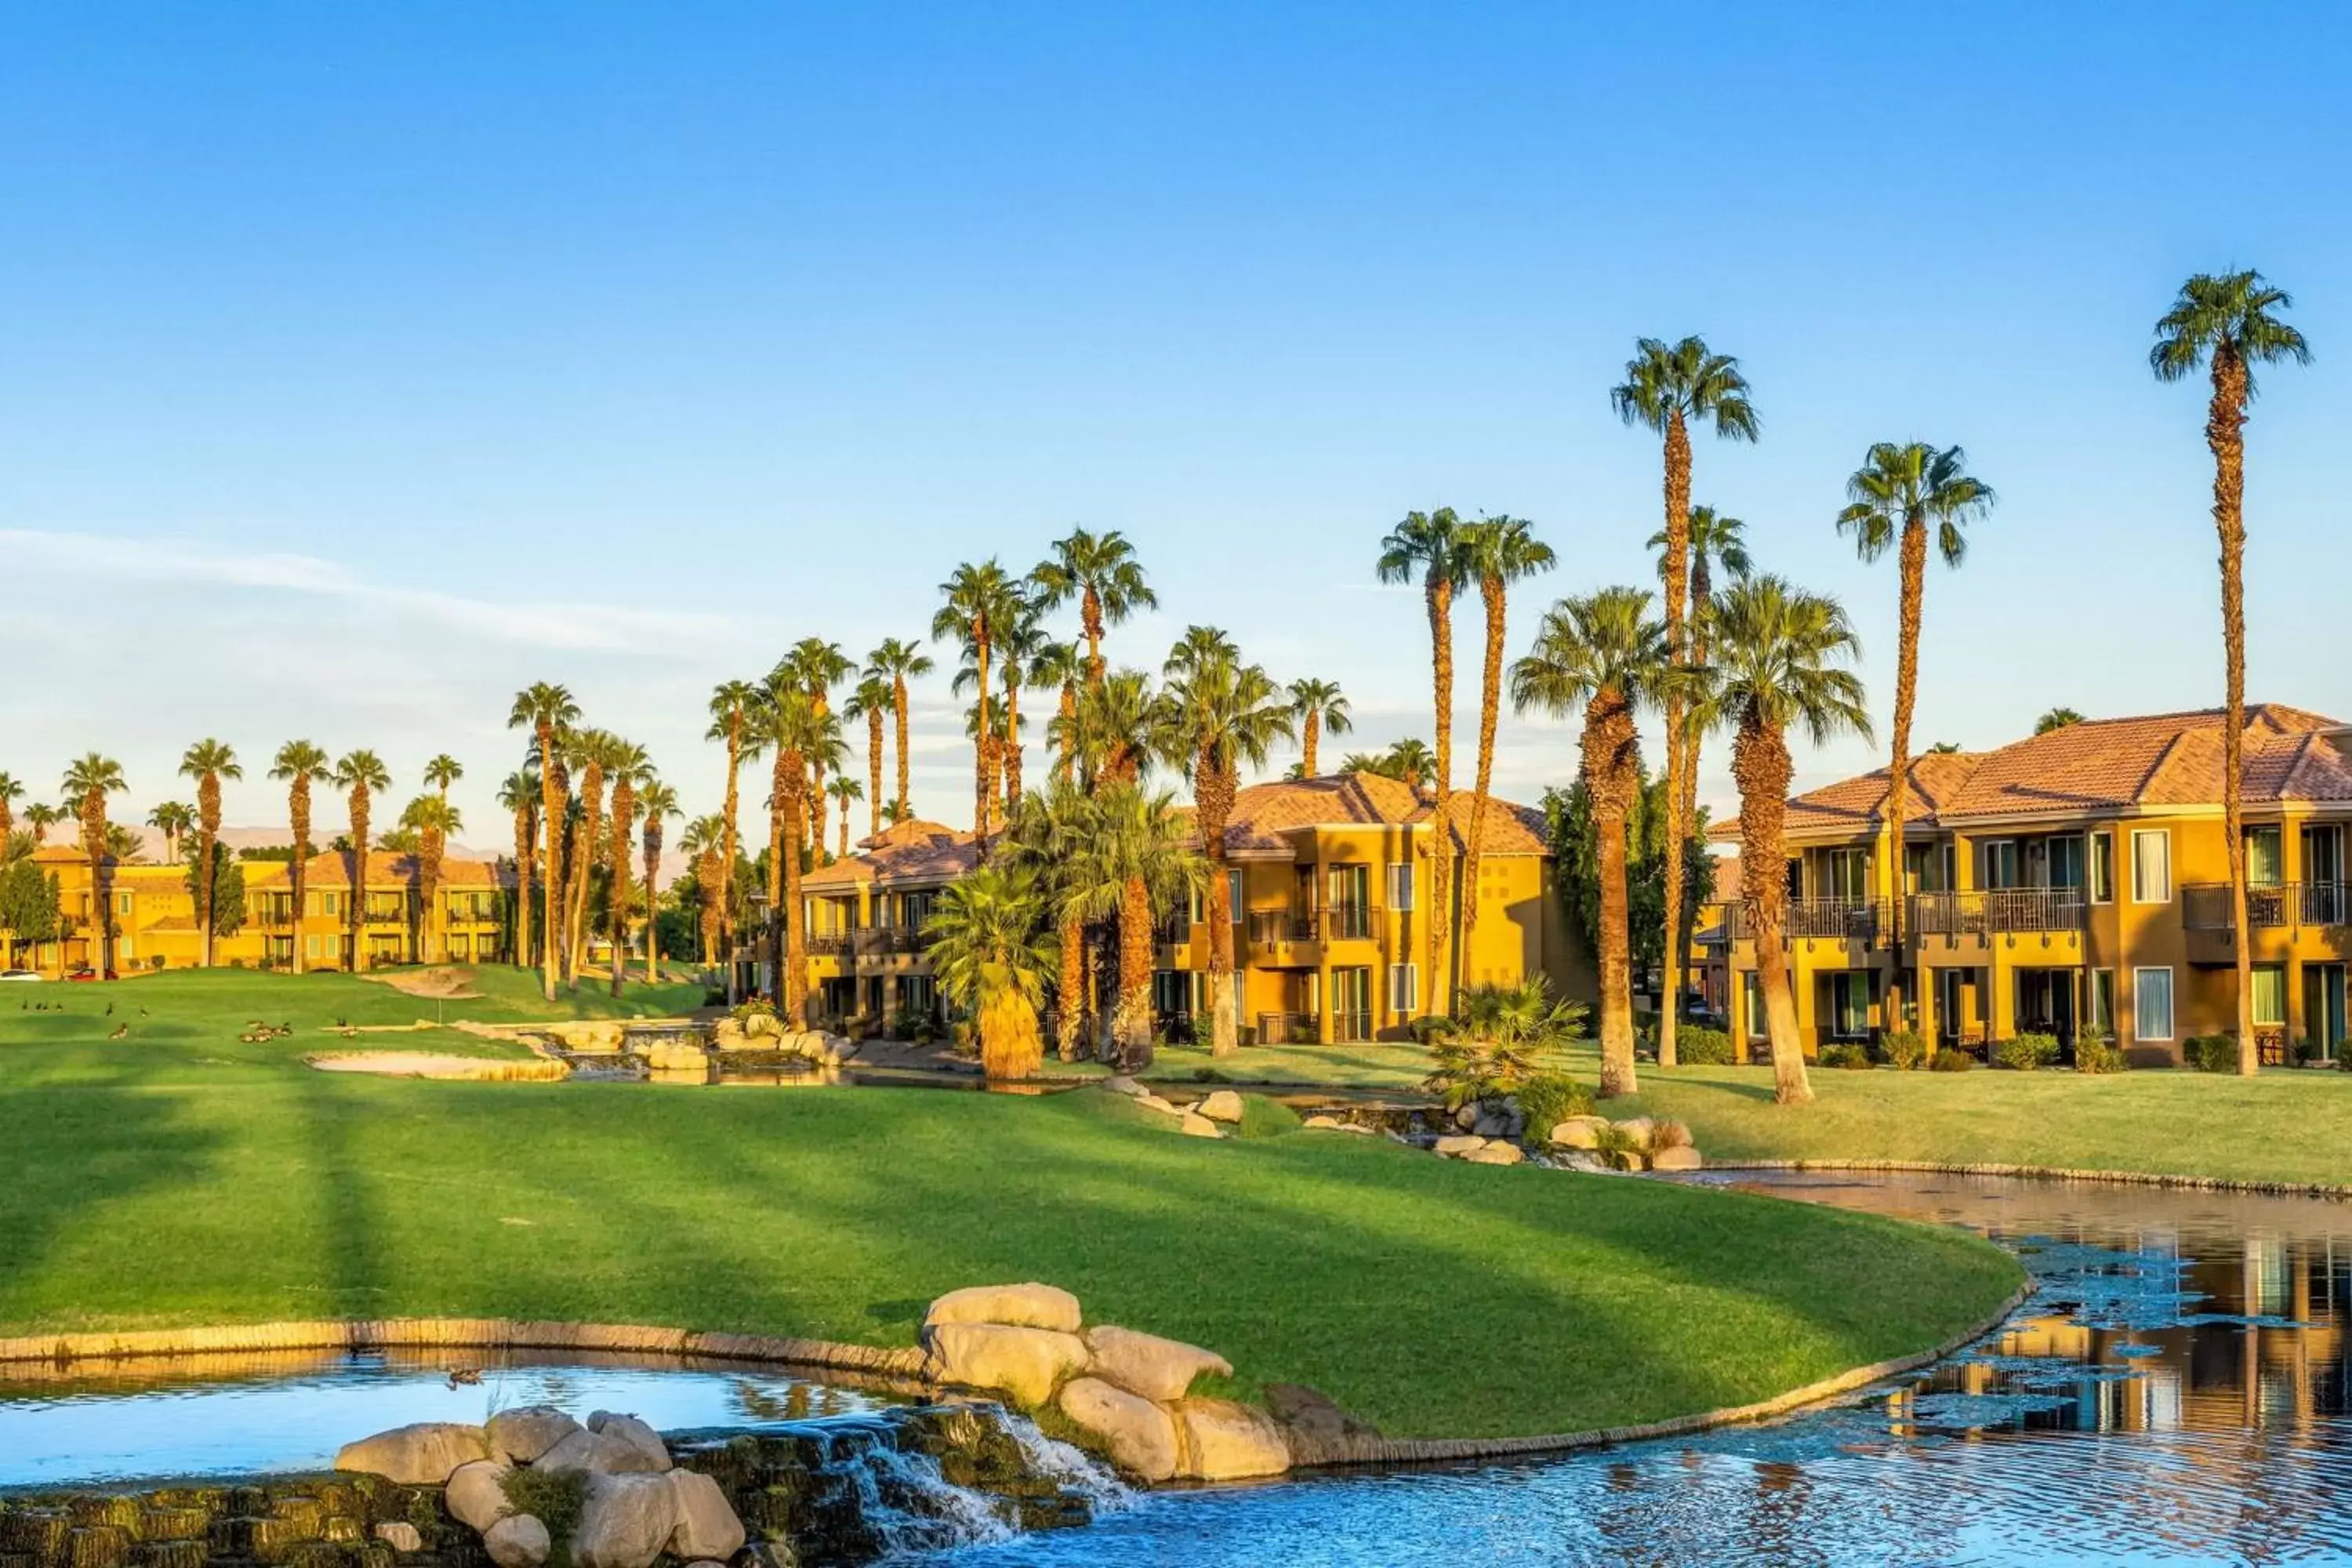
1083,588,1105,688
782,771,810,1027
290,779,310,977
81,791,111,977
514,815,533,975
1003,676,1023,811
539,724,561,1001
720,719,742,959
1057,683,1077,783
1426,573,1455,1018
866,709,885,840
1671,564,1714,1041
892,678,912,819
608,783,633,1000
1734,707,1812,1105
2212,347,2256,1074
1301,710,1321,777
1884,514,1927,1035
349,791,370,975
1657,408,1692,1071
1463,574,1506,938
768,756,788,1007
567,775,601,986
1199,753,1237,1056
1115,874,1153,1069
643,831,662,985
974,634,994,844
1585,694,1639,1096
837,798,851,858
1056,908,1086,1061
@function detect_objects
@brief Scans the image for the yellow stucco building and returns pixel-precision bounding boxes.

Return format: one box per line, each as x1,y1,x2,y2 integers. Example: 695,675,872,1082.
1700,704,2352,1065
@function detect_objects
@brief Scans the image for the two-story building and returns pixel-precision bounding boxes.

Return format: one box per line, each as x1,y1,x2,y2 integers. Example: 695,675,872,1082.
1701,704,2352,1065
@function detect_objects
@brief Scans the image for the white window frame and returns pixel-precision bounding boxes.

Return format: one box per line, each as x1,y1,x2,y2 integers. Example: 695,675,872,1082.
2130,829,2171,905
2089,831,2115,905
2252,964,2288,1028
2133,966,2175,1043
1387,863,1414,913
1981,839,2019,891
1388,962,1417,1014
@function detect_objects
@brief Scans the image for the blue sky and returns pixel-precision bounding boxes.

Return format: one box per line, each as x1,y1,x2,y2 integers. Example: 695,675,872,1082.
2,2,2347,844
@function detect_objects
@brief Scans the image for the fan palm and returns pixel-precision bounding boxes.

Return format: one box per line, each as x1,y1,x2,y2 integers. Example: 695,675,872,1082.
0,774,17,847
1006,778,1098,1061
509,683,581,998
2034,707,2085,735
1285,677,1351,777
705,678,759,960
746,681,826,1021
680,813,726,967
1341,738,1434,790
177,739,243,967
1512,588,1671,1094
843,676,894,843
826,775,863,858
1648,503,1750,997
863,638,935,820
777,639,853,826
557,729,614,986
1613,336,1759,1069
147,801,195,866
60,757,124,973
1053,669,1168,791
1695,576,1871,1105
399,794,462,965
1056,782,1205,1069
1457,515,1555,938
637,780,677,983
1029,640,1085,785
601,741,650,996
270,741,330,975
934,561,1023,841
1377,506,1469,1011
330,750,391,972
2151,270,2312,1075
24,800,64,848
1030,528,1157,687
926,860,1058,1080
497,767,541,972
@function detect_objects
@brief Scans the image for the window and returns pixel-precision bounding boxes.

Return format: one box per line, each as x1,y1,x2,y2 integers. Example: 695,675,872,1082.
2252,965,2287,1027
1824,848,1868,901
2045,835,2085,891
1828,972,1870,1038
1229,870,1243,925
2089,832,2114,903
2131,830,2171,903
1982,840,2020,890
2245,826,2284,887
305,935,321,960
117,892,134,916
2133,967,2175,1043
1904,841,1955,895
1388,963,1417,1014
1387,863,1414,913
2089,970,2115,1033
1742,973,1766,1039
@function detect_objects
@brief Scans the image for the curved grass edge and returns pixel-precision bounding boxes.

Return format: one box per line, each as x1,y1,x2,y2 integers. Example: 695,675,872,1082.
1704,1158,2352,1201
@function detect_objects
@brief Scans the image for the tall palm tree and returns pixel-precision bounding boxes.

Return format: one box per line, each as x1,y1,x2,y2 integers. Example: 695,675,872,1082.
498,767,541,972
1697,576,1871,1105
62,755,125,975
705,679,759,960
777,639,853,826
1027,640,1084,786
508,683,580,1000
0,774,18,848
270,741,330,975
826,775,863,858
1054,668,1166,792
1286,677,1351,777
603,741,648,997
1512,588,1671,1095
843,675,893,843
1837,441,1997,1033
933,561,1022,841
680,813,726,967
25,800,64,848
330,750,391,973
2034,706,2085,735
1650,503,1751,997
1031,528,1158,688
1612,336,1759,1069
995,601,1048,811
745,684,827,1023
1056,782,1205,1069
1376,507,1468,1010
1457,515,1555,938
423,753,463,803
177,739,243,968
2151,270,2312,1076
400,794,462,966
560,729,612,986
926,860,1057,1080
863,637,935,821
1163,630,1294,1055
1009,778,1098,1062
147,801,195,865
638,780,677,983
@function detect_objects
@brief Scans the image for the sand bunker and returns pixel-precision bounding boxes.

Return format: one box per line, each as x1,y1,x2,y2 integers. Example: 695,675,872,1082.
361,967,483,1000
306,1051,568,1082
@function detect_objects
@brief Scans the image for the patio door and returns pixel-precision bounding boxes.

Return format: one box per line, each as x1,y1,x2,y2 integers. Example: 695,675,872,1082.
2303,964,2347,1062
1330,967,1372,1043
2304,826,2345,924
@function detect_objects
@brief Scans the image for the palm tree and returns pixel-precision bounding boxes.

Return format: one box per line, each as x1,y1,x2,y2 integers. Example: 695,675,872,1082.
863,637,935,820
844,675,893,843
1163,630,1294,1055
25,800,64,848
1031,528,1157,687
0,774,17,847
926,860,1057,1080
934,561,1023,841
603,740,648,998
1650,503,1751,1000
561,729,612,986
423,753,463,802
826,774,863,858
1512,588,1671,1095
994,601,1047,811
62,755,126,975
1057,782,1205,1069
1340,738,1435,790
177,739,243,967
1054,668,1167,791
1008,778,1098,1062
400,794,462,965
2034,707,2085,735
680,813,726,967
1377,507,1469,1011
1029,640,1085,785
1837,441,1996,1033
330,750,391,972
497,767,541,972
1613,336,1759,1070
705,679,758,960
778,639,854,827
1457,515,1555,939
745,684,827,1022
2152,270,2312,1076
1285,677,1351,777
270,741,330,975
638,780,677,984
1697,576,1871,1105
147,801,195,865
509,684,580,999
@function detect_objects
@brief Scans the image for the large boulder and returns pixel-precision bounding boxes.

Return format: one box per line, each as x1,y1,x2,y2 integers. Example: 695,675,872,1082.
1057,1377,1180,1483
1461,1141,1524,1166
445,1459,515,1531
1101,1075,1143,1097
483,1515,550,1568
572,1473,682,1568
1082,1325,1232,1403
665,1471,746,1561
537,1426,668,1477
1196,1090,1245,1123
924,1282,1083,1334
1178,1112,1222,1138
1133,1092,1182,1116
1302,1113,1344,1130
586,1412,672,1472
1548,1116,1610,1149
334,1422,490,1485
373,1524,423,1553
642,1040,707,1073
488,1406,582,1465
1613,1116,1657,1149
1172,1398,1291,1481
1650,1145,1704,1172
923,1322,1090,1407
1431,1134,1486,1156
1263,1383,1383,1465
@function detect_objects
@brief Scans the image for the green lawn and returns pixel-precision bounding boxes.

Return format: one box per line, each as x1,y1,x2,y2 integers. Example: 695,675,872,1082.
0,971,2020,1441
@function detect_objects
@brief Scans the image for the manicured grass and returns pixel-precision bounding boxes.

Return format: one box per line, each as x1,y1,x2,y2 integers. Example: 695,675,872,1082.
1135,1040,1433,1091
0,995,2020,1440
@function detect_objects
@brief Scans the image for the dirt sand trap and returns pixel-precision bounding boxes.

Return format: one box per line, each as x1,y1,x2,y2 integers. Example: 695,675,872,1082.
361,967,483,1000
307,1051,568,1082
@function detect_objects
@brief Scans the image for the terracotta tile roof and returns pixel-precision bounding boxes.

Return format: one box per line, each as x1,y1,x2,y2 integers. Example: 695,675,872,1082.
32,844,509,888
1764,752,1985,839
804,818,978,890
1417,789,1552,857
1210,773,1552,857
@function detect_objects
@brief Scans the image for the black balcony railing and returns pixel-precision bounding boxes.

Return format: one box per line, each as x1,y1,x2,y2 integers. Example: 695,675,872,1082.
807,933,854,956
1247,911,1316,946
1911,888,2086,936
1326,906,1374,942
2183,880,2350,933
1254,1011,1314,1044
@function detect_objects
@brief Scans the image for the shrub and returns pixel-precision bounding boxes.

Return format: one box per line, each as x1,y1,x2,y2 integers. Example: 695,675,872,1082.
1513,1073,1595,1135
2073,1033,2128,1075
731,997,778,1024
1650,1117,1693,1151
1675,1027,1736,1065
1235,1095,1303,1138
889,1004,940,1044
501,1467,585,1566
1588,1123,1647,1171
1820,1042,1873,1070
1993,1033,2062,1072
2184,1034,2239,1073
1879,1029,1929,1071
1928,1047,1976,1073
2292,1036,2324,1067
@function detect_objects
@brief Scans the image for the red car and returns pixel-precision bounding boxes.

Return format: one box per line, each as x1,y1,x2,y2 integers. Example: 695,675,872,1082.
67,968,120,982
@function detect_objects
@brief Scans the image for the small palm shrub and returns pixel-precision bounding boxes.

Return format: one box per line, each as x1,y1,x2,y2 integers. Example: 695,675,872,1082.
1928,1047,1977,1073
2184,1034,2238,1073
2073,1033,2128,1074
1514,1073,1595,1136
1675,1027,1736,1065
1820,1042,1874,1070
1994,1033,2062,1071
1423,978,1586,1110
1879,1029,1929,1071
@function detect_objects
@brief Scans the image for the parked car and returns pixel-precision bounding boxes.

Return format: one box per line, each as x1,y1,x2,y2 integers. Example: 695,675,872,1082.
0,969,42,983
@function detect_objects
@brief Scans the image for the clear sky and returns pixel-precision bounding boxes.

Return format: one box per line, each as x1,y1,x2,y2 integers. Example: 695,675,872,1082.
2,2,2347,848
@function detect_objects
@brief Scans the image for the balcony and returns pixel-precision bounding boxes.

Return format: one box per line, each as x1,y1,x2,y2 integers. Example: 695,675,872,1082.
1709,898,1886,945
807,933,855,957
1248,910,1316,946
1910,888,2086,938
2183,880,2350,933
853,926,931,956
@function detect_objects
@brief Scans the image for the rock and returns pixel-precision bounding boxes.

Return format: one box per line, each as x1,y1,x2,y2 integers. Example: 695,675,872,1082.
487,1406,582,1465
1057,1376,1180,1482
1553,1150,1615,1174
924,1281,1083,1334
1102,1075,1143,1097
1262,1383,1383,1465
334,1421,490,1485
536,1426,669,1477
1172,1397,1291,1481
586,1412,672,1472
1451,1103,1480,1131
1196,1090,1245,1123
1431,1134,1486,1156
664,1470,746,1560
373,1523,423,1553
643,1040,707,1073
445,1459,515,1530
1083,1325,1233,1402
924,1322,1091,1406
1179,1112,1222,1138
483,1515,550,1568
1613,1116,1657,1149
1461,1141,1525,1165
1549,1116,1609,1149
1133,1092,1181,1115
572,1473,681,1568
1650,1145,1704,1171
1471,1109,1512,1138
1302,1113,1343,1129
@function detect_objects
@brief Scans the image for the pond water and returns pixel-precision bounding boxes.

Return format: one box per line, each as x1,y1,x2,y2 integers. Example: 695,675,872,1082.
924,1171,2352,1566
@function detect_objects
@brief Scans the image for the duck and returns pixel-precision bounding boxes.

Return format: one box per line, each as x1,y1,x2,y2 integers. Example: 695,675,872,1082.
447,1368,483,1388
